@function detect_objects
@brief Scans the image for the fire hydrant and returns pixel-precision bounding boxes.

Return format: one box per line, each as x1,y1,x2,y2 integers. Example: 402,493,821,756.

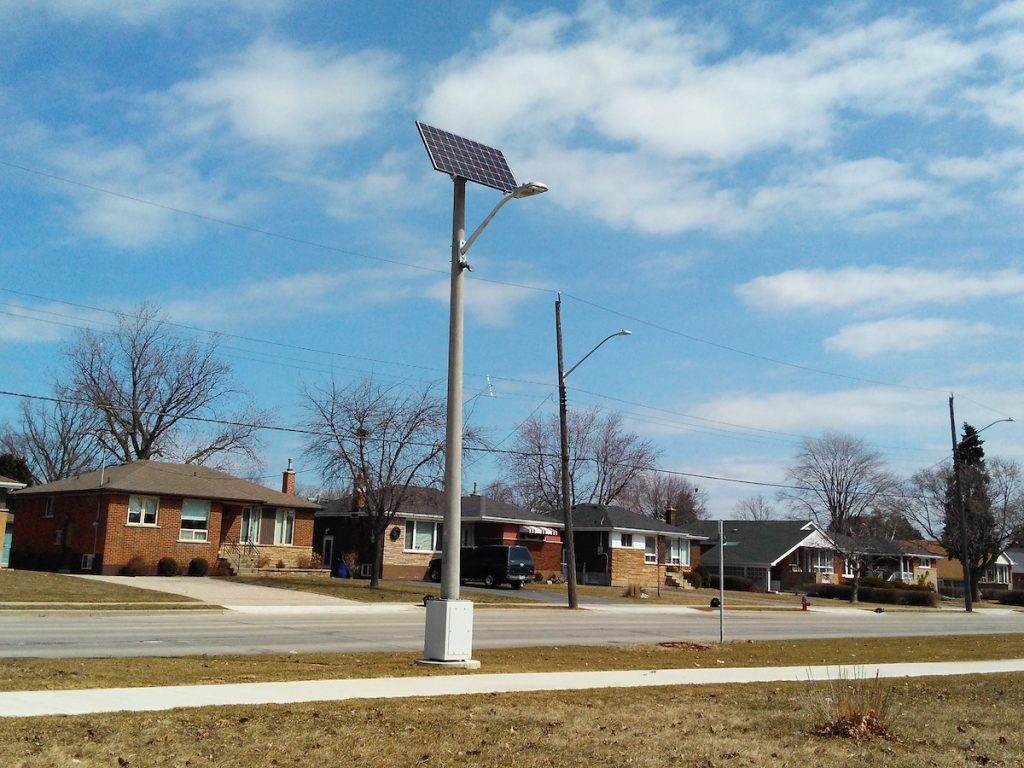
801,594,809,612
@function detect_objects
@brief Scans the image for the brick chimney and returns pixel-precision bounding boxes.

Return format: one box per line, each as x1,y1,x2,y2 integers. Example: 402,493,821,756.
282,458,296,496
664,505,677,526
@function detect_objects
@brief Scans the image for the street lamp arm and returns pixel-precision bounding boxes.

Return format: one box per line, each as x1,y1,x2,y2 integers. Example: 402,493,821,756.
461,181,548,258
563,330,632,381
975,417,1014,435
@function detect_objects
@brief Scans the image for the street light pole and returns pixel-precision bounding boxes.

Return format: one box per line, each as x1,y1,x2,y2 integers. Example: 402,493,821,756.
555,293,630,609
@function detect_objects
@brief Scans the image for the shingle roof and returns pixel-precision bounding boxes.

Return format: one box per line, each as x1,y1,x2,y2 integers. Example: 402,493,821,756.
679,519,824,567
11,460,320,510
316,488,561,526
572,504,704,538
830,534,934,558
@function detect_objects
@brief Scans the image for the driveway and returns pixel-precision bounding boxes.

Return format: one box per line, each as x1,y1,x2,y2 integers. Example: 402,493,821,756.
74,575,360,612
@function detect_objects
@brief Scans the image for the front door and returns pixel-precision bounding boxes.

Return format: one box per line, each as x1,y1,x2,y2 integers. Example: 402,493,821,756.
322,535,334,569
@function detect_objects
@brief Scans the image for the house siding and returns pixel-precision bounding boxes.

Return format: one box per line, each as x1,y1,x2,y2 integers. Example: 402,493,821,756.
610,546,659,586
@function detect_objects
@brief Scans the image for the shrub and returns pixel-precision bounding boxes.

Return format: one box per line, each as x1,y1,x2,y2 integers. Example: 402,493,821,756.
157,557,179,577
808,667,901,741
275,559,286,569
120,555,150,577
211,559,233,577
989,589,1024,606
807,583,939,607
684,570,702,589
705,574,758,592
187,557,209,577
296,552,323,570
694,565,711,587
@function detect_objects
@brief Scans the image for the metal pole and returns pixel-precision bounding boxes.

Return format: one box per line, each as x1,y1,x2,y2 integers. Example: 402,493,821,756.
441,178,467,602
949,395,972,612
718,519,725,643
556,294,579,609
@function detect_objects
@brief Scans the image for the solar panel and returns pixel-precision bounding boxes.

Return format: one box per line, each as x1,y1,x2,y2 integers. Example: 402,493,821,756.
416,121,518,194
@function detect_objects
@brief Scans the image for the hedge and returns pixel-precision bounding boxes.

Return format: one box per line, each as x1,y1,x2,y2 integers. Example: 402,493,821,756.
807,582,940,607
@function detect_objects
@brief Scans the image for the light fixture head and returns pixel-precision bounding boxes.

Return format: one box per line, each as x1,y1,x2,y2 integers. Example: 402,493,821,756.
512,181,549,199
617,330,632,337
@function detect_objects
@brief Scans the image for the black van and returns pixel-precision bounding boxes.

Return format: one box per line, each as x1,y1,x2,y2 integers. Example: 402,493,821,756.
428,545,534,589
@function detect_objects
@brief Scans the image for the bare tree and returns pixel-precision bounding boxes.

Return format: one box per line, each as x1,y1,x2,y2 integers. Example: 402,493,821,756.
302,376,447,587
780,432,898,603
735,494,775,521
66,304,266,468
502,406,660,514
1,398,103,483
619,472,707,522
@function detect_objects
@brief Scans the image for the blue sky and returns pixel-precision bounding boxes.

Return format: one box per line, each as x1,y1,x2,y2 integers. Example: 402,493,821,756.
1,0,1022,515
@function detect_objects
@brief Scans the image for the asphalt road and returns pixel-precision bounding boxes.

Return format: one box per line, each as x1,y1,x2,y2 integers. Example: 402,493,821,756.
1,606,1021,659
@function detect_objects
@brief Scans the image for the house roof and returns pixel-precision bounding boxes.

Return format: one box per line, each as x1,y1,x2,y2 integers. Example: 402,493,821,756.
0,474,27,490
679,519,828,567
830,534,936,559
11,460,320,510
572,504,704,538
316,488,562,527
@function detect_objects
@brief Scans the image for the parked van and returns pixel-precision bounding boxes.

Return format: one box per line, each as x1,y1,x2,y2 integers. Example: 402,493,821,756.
428,545,534,589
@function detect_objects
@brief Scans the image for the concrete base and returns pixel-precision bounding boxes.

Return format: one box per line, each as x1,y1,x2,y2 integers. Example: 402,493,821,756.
414,657,482,669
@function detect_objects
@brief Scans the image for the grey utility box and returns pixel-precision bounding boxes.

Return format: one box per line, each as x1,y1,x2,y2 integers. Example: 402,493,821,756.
423,599,474,661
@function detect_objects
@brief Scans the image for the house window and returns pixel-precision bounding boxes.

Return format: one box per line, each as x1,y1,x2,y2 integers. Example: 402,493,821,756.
179,499,210,542
43,497,54,518
54,529,63,545
127,495,158,526
405,520,442,551
813,549,833,574
619,533,633,548
274,509,295,545
241,507,260,543
666,538,690,566
644,536,657,564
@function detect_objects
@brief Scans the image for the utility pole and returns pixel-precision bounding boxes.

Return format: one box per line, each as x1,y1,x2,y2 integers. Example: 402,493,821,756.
556,294,579,609
949,394,972,612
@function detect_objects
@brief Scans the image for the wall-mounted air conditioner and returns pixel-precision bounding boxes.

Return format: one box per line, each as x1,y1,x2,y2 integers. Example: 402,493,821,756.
81,554,95,570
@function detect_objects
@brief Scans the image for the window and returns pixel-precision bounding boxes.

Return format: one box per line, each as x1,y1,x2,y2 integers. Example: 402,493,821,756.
274,509,295,545
43,497,54,518
179,499,210,542
241,507,260,543
666,538,690,566
644,536,657,564
813,549,833,574
405,519,443,552
619,533,633,548
127,495,158,526
54,529,63,545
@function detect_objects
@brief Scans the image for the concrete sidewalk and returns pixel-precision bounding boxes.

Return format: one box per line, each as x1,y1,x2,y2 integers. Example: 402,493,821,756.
3,659,1023,718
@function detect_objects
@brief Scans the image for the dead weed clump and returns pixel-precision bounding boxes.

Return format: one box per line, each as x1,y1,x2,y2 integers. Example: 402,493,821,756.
807,667,901,742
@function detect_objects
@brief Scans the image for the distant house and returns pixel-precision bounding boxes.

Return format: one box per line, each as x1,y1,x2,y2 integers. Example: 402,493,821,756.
1,473,28,568
571,503,705,588
831,535,939,587
679,520,836,593
8,460,319,575
912,539,1012,597
1006,548,1024,591
314,488,563,580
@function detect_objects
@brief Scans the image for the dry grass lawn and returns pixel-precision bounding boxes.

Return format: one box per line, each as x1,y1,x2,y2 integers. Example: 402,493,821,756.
0,569,200,609
3,634,1021,692
224,575,534,605
2,674,1021,767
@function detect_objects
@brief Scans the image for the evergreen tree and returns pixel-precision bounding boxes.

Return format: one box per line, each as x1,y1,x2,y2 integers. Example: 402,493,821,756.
0,453,33,486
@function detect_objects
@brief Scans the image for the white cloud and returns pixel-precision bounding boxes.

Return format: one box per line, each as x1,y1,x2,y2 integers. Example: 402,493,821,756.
424,276,539,327
736,265,1024,313
825,317,997,358
697,386,938,433
174,38,403,151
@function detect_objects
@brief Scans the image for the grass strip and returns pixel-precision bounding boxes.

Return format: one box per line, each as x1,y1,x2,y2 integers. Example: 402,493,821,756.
2,633,1021,692
0,570,198,605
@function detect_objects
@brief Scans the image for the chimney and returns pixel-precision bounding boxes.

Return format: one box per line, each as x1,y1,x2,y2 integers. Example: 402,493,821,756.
664,505,677,526
282,458,296,496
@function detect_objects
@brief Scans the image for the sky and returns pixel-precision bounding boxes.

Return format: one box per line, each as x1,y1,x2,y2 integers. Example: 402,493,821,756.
1,0,1022,516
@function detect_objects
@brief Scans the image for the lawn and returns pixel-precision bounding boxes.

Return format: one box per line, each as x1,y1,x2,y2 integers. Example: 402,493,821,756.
3,674,1021,767
223,575,539,605
0,569,202,609
2,633,1021,692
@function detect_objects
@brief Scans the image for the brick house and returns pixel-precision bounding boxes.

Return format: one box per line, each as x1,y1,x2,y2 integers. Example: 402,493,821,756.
571,503,705,588
1,473,28,568
8,460,320,575
314,487,563,580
